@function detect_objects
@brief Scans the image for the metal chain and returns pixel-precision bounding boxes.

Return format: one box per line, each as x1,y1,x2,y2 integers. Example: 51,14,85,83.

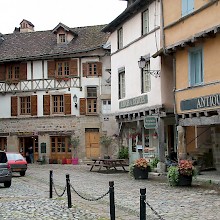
70,183,109,201
145,201,165,220
52,182,67,197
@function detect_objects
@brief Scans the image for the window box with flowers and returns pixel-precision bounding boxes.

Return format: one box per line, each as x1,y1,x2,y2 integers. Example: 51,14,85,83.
130,158,151,179
167,160,197,186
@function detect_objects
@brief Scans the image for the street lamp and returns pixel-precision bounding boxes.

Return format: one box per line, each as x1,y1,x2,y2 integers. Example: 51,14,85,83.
73,94,77,108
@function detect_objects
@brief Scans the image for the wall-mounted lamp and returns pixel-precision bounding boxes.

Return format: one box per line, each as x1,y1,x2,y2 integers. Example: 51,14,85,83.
138,56,160,78
73,94,77,108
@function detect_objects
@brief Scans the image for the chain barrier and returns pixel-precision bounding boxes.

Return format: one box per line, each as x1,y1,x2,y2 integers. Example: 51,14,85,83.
52,181,67,197
70,183,109,201
145,200,165,220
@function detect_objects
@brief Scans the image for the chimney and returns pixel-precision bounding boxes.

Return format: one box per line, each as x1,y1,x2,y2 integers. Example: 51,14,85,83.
20,19,34,33
121,0,137,7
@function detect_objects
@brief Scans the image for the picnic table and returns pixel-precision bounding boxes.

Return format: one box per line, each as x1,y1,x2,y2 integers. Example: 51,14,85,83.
87,158,129,172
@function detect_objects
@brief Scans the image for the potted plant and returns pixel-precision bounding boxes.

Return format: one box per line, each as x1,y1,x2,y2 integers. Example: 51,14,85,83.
130,158,150,179
167,160,196,186
100,135,113,157
69,136,80,165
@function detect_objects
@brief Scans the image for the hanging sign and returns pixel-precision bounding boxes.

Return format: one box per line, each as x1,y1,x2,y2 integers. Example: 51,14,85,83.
144,116,157,129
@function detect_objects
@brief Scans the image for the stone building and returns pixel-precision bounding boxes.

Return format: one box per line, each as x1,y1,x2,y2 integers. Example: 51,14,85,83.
0,20,117,163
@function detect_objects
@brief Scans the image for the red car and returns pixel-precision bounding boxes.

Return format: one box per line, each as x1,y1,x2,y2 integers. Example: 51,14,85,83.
6,152,27,176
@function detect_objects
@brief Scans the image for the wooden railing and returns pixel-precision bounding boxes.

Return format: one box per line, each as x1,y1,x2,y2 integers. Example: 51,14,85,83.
0,77,80,93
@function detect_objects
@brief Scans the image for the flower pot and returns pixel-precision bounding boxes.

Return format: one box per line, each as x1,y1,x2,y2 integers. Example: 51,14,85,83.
62,158,67,165
133,166,148,179
66,159,72,164
178,174,192,186
72,158,78,165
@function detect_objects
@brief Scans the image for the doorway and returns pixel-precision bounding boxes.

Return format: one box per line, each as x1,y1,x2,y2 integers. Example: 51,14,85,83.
19,136,38,162
85,128,100,159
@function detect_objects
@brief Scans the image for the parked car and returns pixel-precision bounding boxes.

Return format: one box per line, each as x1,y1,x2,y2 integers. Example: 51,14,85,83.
0,151,12,187
6,152,27,176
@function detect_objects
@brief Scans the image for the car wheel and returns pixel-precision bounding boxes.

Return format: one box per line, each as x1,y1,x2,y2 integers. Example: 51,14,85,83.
20,171,26,176
4,181,11,188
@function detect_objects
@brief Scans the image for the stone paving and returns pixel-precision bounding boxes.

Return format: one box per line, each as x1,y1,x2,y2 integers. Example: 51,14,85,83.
0,164,220,220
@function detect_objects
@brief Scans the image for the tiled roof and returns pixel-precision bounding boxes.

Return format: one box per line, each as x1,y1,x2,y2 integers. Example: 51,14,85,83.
0,24,109,62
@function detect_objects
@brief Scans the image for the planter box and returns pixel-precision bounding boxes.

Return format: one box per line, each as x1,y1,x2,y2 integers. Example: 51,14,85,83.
178,174,192,186
72,158,79,165
133,167,148,179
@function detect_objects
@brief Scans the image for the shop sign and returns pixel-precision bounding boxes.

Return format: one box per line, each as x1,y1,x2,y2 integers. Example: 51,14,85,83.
180,93,220,111
119,95,148,109
144,116,157,129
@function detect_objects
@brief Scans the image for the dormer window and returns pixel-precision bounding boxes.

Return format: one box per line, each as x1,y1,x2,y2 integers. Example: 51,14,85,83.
59,34,66,43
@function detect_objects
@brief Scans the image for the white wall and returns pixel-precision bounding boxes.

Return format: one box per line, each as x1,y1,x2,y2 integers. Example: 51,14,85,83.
110,0,162,114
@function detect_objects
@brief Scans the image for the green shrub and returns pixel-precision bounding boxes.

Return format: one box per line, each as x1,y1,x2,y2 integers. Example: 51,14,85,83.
118,146,129,159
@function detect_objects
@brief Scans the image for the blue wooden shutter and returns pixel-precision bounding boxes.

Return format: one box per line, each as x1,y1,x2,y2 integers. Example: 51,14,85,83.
182,0,188,16
188,0,194,14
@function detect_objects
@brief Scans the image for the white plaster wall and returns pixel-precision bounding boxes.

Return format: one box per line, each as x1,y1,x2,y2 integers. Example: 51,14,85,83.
0,95,10,118
110,1,161,53
111,29,161,113
33,61,43,79
109,1,162,114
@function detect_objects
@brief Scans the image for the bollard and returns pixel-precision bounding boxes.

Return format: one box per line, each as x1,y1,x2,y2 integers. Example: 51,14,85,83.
140,188,146,220
109,181,115,220
49,170,53,199
66,174,72,208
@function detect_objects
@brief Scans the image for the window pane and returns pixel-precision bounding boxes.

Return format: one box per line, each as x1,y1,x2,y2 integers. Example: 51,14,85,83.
142,10,149,35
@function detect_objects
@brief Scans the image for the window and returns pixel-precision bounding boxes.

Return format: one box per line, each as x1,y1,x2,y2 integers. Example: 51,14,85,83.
51,136,71,154
57,62,70,77
182,0,194,17
102,100,111,114
82,62,102,77
189,47,203,86
7,65,20,80
87,87,97,97
118,70,125,99
59,34,66,43
142,61,151,93
142,9,149,35
20,96,31,115
87,87,97,114
89,63,97,76
52,95,64,113
117,27,123,49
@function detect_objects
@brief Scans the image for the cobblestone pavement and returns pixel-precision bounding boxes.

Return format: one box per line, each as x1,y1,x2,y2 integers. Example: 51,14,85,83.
1,164,220,220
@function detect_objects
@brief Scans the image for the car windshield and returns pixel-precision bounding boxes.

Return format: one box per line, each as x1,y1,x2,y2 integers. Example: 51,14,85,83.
6,153,24,161
0,152,7,163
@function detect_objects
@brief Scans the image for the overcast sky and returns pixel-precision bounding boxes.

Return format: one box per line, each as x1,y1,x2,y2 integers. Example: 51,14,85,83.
0,0,127,34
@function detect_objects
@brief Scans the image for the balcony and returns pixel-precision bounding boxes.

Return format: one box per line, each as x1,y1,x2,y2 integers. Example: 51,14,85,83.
0,77,80,94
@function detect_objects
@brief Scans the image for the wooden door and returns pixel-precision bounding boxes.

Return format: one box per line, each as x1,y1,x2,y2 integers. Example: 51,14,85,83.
85,130,100,159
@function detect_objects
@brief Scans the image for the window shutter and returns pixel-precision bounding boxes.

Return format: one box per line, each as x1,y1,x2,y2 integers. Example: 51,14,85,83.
97,62,102,76
20,63,27,80
182,0,188,16
11,96,18,116
70,59,78,76
47,61,56,78
64,94,71,115
82,63,88,77
80,98,86,115
188,0,194,14
31,95,37,116
43,95,50,115
0,64,5,81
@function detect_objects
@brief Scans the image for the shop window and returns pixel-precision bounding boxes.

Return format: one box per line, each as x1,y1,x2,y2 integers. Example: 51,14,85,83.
51,136,71,154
